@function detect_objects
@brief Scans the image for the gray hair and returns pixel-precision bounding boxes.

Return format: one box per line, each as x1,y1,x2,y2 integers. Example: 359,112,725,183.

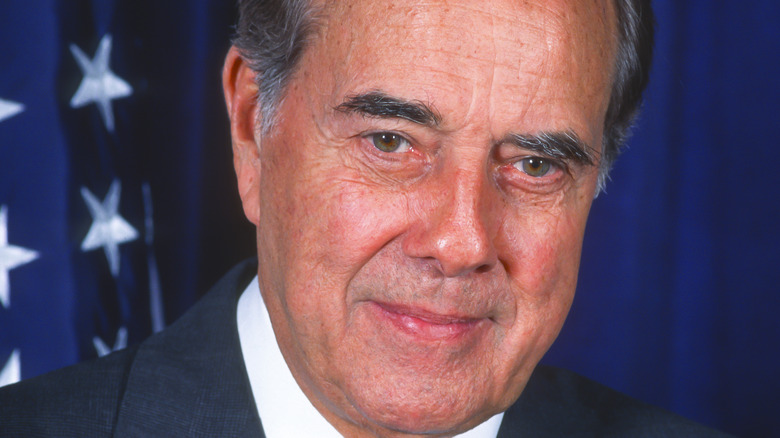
232,0,654,190
232,0,320,132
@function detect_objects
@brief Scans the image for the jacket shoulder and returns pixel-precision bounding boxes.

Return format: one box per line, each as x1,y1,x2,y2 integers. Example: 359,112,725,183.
0,346,137,437
0,259,260,438
499,365,735,437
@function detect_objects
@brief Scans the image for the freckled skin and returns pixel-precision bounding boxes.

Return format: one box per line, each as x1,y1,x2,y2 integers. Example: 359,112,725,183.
224,0,617,436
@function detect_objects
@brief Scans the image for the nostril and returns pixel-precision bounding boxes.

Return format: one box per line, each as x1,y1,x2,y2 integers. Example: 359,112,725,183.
474,263,493,274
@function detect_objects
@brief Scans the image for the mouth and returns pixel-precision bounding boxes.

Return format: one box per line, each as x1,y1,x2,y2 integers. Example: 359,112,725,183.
370,301,488,342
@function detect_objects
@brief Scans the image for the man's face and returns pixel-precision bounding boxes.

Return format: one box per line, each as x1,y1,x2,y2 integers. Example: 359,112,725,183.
227,0,616,435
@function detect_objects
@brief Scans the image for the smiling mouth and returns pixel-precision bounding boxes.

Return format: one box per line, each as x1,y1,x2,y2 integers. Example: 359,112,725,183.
371,302,487,341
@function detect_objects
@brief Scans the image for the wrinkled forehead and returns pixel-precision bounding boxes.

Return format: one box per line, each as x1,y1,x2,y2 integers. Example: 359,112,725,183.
314,0,617,74
306,0,617,137
322,0,616,46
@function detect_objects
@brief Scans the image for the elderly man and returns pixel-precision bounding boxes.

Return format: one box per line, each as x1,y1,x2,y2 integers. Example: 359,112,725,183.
0,0,731,436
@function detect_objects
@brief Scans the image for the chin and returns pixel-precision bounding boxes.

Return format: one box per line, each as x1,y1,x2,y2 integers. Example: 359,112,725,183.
341,378,498,437
357,409,476,437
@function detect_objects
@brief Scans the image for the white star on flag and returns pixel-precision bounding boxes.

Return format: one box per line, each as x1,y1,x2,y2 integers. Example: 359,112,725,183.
0,98,24,123
81,180,139,277
0,206,40,309
69,34,133,132
93,327,127,357
0,350,20,388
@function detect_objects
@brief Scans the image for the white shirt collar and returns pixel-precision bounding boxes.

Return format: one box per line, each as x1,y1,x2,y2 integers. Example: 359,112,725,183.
237,276,504,437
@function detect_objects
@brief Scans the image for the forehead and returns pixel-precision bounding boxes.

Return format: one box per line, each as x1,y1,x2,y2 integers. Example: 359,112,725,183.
303,0,616,138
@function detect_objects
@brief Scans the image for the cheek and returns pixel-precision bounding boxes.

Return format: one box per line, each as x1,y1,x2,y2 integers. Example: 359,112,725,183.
321,181,411,272
499,201,589,304
271,174,413,330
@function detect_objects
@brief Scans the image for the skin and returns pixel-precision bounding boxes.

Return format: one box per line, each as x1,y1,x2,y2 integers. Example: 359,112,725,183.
223,0,617,436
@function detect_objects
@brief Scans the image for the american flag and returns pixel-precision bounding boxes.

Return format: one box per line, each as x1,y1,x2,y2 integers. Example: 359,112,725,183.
0,1,254,386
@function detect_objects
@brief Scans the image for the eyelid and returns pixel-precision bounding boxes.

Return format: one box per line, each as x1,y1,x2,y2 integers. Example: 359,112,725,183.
497,156,568,194
501,149,571,179
500,156,569,191
513,153,564,168
495,142,576,174
363,129,412,141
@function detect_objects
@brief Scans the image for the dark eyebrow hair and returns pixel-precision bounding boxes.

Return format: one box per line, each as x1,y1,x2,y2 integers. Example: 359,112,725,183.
504,131,598,168
334,91,442,127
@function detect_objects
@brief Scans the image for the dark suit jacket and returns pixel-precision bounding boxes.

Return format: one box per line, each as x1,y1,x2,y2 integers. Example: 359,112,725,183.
0,259,732,437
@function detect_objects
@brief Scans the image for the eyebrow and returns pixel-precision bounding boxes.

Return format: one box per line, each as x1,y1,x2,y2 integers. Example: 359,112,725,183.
504,131,598,168
334,91,442,127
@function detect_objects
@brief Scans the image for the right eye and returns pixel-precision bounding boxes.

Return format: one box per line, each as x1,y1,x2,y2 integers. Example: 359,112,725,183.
369,133,411,153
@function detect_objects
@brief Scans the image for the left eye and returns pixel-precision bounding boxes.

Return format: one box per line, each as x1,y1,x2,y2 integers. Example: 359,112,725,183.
514,157,555,177
370,133,411,153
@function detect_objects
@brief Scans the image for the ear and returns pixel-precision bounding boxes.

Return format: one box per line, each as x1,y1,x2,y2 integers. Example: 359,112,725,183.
223,46,262,226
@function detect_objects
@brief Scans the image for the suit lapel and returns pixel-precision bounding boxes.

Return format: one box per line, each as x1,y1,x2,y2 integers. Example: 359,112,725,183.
114,259,265,437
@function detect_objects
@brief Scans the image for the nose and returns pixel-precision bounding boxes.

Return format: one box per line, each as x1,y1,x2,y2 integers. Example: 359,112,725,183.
402,167,498,277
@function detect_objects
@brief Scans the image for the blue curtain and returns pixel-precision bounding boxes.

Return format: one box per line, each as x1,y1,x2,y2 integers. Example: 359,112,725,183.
546,2,780,436
0,1,776,436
